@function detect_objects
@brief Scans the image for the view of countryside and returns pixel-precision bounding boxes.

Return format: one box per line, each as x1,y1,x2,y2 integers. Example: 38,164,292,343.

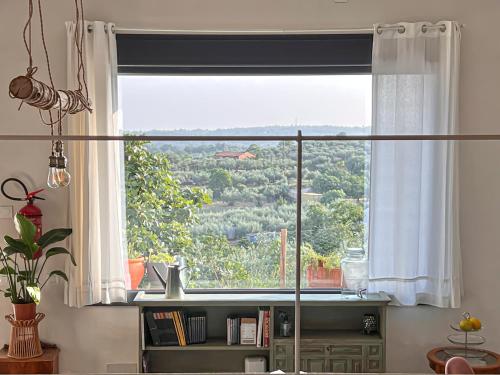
120,75,372,289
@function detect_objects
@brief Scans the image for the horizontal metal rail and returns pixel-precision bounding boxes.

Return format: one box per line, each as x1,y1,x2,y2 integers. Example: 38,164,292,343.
1,134,500,142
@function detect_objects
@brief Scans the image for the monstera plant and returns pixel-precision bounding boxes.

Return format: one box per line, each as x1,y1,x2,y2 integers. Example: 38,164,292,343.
0,214,74,320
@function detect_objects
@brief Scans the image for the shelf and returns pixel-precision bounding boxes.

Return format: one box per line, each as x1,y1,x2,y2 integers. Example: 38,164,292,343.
134,291,391,307
145,338,270,351
274,330,383,342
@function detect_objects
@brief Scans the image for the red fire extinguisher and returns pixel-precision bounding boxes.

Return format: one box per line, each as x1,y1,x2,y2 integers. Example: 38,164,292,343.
1,178,45,241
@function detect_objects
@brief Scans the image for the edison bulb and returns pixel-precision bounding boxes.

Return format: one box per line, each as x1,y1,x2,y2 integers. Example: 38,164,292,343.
47,156,59,189
56,168,71,187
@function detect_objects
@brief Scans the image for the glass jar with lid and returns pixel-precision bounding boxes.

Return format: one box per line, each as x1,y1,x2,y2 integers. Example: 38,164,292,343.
340,248,368,296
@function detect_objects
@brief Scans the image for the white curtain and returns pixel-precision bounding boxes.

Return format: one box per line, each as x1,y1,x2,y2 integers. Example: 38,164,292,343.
65,21,127,307
368,21,462,307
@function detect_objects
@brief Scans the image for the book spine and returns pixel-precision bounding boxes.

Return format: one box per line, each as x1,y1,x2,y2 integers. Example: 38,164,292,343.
170,312,181,346
227,317,231,345
263,310,270,348
257,309,264,347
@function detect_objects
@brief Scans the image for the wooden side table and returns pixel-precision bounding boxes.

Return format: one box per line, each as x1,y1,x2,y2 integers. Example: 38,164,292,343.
0,346,59,374
427,347,500,374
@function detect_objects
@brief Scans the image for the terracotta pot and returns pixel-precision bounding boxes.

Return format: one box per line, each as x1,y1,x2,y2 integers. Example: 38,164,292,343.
306,262,342,288
128,257,145,290
12,303,36,321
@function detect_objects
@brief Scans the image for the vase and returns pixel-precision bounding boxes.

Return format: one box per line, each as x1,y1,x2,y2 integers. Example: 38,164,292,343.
12,302,36,321
128,257,145,290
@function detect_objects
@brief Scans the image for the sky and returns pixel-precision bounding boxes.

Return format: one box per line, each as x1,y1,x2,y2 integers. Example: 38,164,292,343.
118,74,372,131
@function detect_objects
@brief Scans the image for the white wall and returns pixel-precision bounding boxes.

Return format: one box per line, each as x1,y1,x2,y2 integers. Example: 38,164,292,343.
1,0,500,372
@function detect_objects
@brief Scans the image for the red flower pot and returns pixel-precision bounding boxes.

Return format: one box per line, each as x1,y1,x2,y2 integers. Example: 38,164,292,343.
12,303,36,321
306,261,342,288
127,257,145,290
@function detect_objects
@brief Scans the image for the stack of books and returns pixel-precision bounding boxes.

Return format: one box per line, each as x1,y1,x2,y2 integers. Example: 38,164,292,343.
226,308,270,347
145,310,206,346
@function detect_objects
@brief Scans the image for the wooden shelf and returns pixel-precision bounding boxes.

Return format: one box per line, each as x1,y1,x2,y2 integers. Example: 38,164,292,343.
145,338,270,351
274,330,383,341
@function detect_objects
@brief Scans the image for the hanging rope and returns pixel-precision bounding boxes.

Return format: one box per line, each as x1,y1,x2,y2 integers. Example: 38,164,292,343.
8,0,92,128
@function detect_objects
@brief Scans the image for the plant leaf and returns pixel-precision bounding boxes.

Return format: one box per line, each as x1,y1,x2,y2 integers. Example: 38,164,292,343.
45,247,76,266
4,236,32,258
48,270,68,282
0,266,16,275
26,284,40,304
2,246,20,257
37,229,72,249
14,214,36,246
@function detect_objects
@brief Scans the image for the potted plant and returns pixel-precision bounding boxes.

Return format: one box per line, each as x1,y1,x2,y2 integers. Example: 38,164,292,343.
303,245,342,288
127,247,145,290
0,214,74,320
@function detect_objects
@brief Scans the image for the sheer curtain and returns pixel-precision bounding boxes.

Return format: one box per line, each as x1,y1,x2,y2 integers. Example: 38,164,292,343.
368,21,462,307
65,21,127,307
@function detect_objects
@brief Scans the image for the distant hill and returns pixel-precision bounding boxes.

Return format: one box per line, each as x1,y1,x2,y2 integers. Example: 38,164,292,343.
128,125,370,150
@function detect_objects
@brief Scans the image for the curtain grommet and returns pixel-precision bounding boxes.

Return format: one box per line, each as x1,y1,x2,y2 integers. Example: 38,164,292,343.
398,25,405,34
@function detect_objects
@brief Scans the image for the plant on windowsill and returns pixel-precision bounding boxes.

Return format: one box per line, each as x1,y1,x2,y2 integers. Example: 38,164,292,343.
303,245,342,288
0,214,74,320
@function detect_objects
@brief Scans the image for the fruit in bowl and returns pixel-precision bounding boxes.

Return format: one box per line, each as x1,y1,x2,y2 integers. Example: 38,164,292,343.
459,312,481,332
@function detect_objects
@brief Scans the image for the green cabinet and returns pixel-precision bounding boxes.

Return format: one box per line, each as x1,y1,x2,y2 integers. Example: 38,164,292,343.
272,341,384,373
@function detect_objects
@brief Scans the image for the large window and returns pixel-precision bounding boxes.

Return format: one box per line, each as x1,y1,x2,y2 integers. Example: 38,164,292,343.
117,34,372,290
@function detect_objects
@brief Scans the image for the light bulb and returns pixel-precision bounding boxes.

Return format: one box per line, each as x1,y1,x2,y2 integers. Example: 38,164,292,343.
55,155,71,187
56,168,71,187
47,156,59,189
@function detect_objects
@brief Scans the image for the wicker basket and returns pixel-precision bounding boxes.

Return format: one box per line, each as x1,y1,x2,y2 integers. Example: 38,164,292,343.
5,313,44,359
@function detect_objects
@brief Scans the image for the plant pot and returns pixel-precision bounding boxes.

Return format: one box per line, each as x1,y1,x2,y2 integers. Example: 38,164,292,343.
127,257,145,290
306,263,342,288
12,303,36,321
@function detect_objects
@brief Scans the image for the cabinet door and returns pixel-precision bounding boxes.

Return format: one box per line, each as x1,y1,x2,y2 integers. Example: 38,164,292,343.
301,358,328,373
351,359,363,373
328,359,349,373
274,358,292,373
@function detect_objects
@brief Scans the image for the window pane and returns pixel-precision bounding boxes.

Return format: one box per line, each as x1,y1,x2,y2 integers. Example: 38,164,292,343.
119,74,372,290
301,140,370,290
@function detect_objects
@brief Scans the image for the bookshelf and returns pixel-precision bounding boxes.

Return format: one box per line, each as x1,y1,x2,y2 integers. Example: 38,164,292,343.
134,291,390,373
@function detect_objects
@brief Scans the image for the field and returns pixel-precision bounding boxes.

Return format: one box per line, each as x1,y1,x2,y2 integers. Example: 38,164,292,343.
125,127,369,288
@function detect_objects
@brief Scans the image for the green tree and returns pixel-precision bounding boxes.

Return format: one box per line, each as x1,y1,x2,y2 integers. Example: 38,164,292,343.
208,168,233,198
125,141,211,260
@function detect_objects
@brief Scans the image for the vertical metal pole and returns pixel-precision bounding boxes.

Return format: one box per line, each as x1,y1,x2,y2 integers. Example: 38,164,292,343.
280,228,287,288
294,131,302,374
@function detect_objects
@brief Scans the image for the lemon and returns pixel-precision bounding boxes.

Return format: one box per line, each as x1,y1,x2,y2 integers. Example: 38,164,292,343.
459,319,473,332
469,317,482,330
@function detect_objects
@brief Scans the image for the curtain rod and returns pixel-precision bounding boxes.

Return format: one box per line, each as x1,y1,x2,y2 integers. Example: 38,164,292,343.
0,134,494,142
93,23,463,35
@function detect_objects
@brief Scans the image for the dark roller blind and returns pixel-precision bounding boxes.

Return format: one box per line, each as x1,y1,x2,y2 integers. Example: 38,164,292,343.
117,33,372,74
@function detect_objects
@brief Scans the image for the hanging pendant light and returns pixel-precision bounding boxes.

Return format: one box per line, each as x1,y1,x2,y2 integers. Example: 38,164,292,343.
11,0,91,189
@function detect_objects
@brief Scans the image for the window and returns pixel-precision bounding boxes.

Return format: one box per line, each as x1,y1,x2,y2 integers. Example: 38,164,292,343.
117,34,372,290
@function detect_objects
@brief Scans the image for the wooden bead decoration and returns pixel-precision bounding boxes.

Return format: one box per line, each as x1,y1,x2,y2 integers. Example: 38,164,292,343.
5,313,44,359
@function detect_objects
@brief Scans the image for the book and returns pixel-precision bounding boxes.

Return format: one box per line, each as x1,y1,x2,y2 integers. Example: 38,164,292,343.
145,310,179,346
263,310,270,348
240,317,257,345
257,309,264,347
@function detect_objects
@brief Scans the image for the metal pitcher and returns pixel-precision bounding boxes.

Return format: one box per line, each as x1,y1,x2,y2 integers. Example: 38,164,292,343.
152,262,188,299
